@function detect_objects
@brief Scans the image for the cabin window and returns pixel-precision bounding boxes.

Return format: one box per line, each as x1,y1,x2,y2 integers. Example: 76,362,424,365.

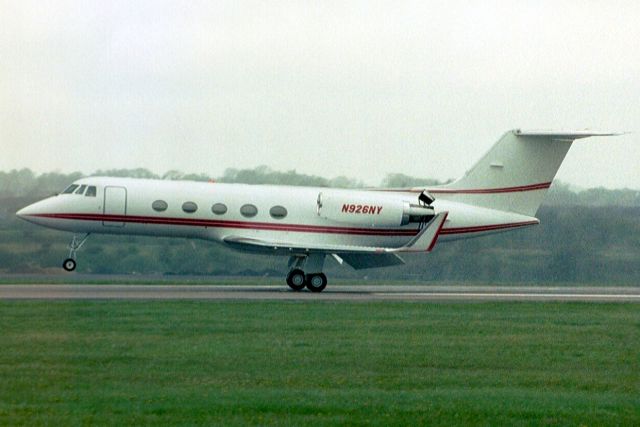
85,186,97,197
74,185,87,195
269,205,287,219
211,203,227,215
182,201,198,213
152,200,168,212
240,204,258,218
62,184,79,194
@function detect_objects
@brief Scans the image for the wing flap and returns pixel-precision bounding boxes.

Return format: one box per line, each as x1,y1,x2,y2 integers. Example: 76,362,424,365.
338,253,405,270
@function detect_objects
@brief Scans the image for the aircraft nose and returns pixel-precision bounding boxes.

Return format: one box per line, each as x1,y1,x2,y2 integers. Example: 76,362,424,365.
16,201,43,221
16,205,32,219
16,197,64,228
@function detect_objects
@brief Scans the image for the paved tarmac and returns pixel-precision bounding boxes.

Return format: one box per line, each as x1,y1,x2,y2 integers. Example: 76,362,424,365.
1,284,639,302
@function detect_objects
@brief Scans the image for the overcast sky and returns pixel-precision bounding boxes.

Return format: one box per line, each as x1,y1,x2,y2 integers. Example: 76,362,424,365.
1,1,638,189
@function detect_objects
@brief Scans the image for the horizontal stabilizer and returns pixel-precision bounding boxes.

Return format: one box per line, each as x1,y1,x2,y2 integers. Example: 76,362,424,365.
512,129,622,139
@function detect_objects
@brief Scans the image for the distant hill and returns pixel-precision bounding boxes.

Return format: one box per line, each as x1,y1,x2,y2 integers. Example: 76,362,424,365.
2,167,639,206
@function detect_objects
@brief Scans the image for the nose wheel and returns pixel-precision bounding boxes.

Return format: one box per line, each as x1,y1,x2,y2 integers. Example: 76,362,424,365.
62,233,90,272
63,258,77,272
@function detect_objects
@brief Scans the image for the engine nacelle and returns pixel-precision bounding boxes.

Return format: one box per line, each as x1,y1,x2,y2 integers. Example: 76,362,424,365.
317,191,434,227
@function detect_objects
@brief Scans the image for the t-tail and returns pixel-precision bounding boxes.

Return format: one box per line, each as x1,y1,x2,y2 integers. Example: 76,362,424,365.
426,129,620,217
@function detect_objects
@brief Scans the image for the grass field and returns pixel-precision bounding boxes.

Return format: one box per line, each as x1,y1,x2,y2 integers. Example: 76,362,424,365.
0,301,638,426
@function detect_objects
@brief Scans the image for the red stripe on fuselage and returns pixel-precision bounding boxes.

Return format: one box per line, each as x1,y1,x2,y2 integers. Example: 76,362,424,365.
29,213,538,236
439,220,539,234
31,213,416,236
428,182,552,194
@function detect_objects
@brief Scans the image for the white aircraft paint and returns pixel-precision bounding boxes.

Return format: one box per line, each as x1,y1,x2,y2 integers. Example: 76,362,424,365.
16,129,619,292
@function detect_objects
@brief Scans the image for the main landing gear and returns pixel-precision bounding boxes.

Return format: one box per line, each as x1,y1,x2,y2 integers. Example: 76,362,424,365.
286,269,328,292
286,254,328,292
62,233,90,272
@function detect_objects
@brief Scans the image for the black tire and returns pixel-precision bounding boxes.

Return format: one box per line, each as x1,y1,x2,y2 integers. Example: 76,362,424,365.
286,269,306,291
306,273,327,293
63,258,76,272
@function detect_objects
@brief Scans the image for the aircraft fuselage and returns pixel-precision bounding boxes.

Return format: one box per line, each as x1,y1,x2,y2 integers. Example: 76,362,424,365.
17,177,538,250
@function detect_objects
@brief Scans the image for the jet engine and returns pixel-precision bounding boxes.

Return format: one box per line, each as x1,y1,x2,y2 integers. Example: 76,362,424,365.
317,190,435,227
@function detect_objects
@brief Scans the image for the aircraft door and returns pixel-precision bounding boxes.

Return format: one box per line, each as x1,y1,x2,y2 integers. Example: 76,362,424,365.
103,186,127,227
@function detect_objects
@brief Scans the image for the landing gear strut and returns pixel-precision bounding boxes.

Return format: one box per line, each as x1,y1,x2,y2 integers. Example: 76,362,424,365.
286,254,328,292
62,233,90,272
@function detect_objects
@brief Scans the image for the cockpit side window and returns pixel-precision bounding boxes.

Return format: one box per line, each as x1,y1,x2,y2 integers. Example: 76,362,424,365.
62,184,79,194
85,186,97,197
75,185,87,195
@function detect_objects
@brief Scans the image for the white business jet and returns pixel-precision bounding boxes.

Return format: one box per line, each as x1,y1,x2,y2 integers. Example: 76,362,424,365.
17,129,617,292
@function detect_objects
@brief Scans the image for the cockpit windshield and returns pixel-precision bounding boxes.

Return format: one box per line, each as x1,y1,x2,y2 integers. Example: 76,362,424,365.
61,184,97,196
62,184,79,194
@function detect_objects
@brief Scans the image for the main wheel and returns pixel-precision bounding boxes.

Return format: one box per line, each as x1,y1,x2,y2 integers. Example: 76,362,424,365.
286,269,306,291
63,258,76,272
306,273,327,293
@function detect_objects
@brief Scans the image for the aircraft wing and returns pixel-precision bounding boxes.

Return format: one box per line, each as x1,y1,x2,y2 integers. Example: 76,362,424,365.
336,253,406,270
223,212,448,264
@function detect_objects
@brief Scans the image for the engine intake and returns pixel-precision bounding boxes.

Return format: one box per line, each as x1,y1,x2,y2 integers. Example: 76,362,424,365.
317,191,435,227
402,202,435,225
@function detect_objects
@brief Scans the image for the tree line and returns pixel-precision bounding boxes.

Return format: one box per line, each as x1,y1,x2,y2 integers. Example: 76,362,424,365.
1,167,638,283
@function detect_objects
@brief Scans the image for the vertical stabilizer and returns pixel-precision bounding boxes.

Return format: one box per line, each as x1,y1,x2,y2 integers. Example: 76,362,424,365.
428,130,619,216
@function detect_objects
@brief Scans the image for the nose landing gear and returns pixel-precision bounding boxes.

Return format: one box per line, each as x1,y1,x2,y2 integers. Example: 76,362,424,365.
62,233,90,272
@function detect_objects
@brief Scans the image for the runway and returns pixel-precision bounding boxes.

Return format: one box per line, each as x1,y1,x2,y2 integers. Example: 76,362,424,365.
1,284,639,302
